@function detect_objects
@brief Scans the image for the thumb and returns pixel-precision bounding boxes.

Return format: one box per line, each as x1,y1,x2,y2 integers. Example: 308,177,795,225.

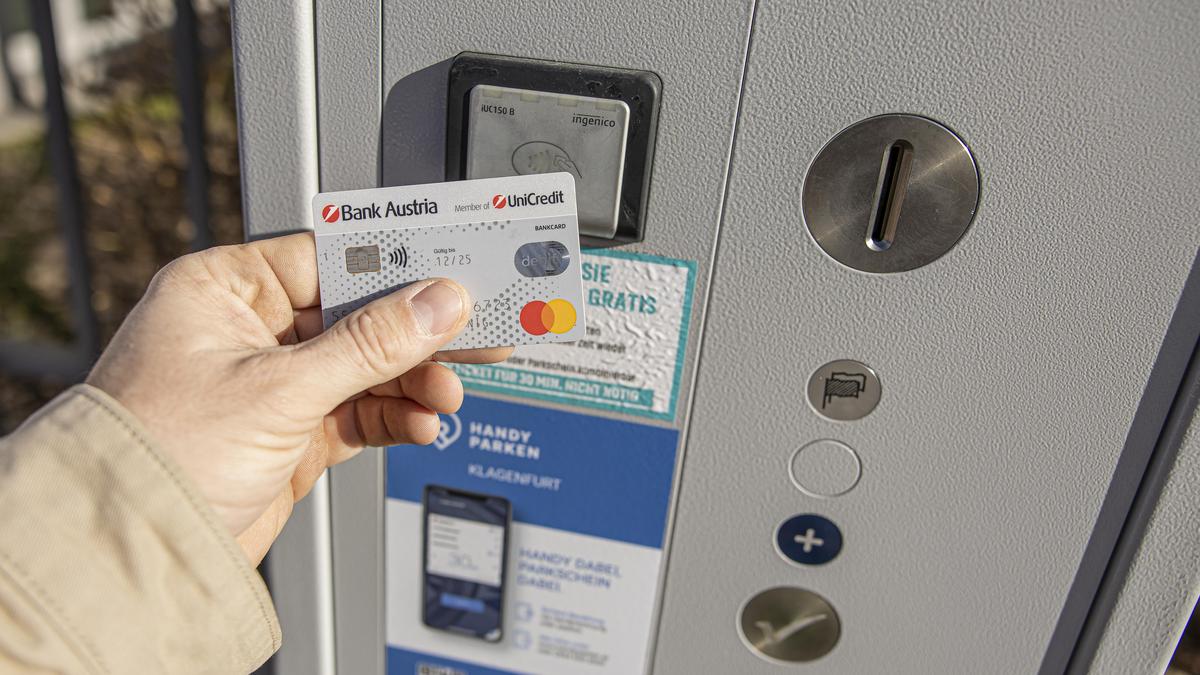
288,279,469,410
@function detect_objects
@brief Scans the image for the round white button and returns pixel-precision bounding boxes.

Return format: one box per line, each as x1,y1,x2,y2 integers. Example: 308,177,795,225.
789,440,861,497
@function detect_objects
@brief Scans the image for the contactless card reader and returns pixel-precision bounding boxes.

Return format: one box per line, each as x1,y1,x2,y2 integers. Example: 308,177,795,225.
447,53,661,245
466,85,629,239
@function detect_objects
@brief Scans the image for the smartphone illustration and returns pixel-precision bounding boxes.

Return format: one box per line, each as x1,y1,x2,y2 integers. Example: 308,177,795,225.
421,485,512,642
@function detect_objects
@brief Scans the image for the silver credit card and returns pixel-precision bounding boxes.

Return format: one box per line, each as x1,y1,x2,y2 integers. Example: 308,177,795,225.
312,173,585,350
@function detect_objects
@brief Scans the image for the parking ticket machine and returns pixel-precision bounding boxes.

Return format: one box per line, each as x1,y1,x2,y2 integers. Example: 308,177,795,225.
232,1,1200,672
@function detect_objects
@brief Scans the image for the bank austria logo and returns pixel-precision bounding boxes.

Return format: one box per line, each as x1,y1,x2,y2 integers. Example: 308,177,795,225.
492,194,507,209
321,204,340,223
519,298,576,335
332,198,439,222
434,413,461,450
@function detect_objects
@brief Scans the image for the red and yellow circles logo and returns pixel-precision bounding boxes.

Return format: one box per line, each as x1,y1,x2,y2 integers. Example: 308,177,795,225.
519,299,576,335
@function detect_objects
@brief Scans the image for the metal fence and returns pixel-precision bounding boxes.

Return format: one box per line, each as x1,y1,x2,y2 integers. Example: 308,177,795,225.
0,0,214,382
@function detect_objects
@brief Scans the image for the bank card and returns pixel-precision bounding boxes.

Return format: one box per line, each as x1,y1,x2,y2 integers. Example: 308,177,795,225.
312,173,584,351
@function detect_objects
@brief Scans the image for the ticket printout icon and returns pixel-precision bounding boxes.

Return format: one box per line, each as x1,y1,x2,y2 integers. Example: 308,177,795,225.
823,372,866,408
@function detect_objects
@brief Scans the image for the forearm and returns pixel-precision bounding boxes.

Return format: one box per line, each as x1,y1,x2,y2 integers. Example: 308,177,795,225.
0,385,280,674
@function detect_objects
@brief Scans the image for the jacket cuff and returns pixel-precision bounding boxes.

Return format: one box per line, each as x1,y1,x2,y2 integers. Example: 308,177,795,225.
0,384,281,673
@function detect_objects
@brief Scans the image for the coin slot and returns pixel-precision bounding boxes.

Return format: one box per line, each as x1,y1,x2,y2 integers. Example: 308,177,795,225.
866,140,914,252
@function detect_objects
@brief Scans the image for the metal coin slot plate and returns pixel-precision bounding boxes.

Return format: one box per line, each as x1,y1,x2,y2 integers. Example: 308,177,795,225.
802,114,979,273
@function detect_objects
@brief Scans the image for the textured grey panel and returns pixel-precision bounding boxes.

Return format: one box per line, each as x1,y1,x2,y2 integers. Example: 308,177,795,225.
231,2,333,674
1055,257,1200,673
315,0,380,193
313,0,385,674
656,1,1200,674
261,479,334,675
329,449,384,675
231,0,320,239
1091,419,1200,675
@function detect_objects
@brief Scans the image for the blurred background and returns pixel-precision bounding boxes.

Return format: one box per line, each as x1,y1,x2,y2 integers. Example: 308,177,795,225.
0,0,241,429
0,1,1195,672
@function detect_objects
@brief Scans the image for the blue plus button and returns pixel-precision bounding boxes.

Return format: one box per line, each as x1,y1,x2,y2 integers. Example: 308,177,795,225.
776,514,842,566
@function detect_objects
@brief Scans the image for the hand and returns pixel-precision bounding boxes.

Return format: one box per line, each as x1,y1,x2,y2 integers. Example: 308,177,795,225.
86,233,510,564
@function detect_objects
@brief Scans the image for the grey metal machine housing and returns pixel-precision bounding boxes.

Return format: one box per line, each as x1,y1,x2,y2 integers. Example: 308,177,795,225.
230,1,1200,673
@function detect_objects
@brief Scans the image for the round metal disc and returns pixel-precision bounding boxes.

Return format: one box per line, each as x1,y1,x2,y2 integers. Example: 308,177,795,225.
738,586,841,663
802,114,979,273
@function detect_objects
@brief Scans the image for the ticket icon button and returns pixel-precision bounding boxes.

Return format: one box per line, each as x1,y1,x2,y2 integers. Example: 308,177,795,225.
806,359,881,421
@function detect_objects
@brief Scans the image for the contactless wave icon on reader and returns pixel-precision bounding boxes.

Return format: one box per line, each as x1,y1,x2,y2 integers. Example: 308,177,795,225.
519,299,576,335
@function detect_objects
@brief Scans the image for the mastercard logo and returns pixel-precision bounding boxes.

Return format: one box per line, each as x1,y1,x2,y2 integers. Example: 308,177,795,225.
519,299,576,335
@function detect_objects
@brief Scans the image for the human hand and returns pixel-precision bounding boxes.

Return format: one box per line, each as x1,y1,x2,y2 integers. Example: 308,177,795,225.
86,232,510,564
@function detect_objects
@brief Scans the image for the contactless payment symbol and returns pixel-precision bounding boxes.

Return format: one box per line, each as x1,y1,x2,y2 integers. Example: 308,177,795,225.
492,194,508,209
321,204,340,223
520,299,576,335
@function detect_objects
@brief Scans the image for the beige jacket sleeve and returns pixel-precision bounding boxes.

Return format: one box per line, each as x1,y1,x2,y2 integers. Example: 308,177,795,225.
0,384,281,674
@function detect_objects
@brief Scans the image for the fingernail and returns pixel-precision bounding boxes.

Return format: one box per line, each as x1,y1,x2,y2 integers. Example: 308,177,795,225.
410,281,464,335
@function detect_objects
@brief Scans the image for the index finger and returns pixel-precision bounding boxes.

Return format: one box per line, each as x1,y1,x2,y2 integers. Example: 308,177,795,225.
191,232,321,341
243,231,322,309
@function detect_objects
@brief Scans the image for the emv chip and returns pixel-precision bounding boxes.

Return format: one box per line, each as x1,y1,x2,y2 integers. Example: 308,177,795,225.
345,245,381,274
465,84,629,239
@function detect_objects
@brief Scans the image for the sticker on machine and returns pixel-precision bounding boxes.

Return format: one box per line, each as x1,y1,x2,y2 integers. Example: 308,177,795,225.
450,249,696,422
385,395,680,675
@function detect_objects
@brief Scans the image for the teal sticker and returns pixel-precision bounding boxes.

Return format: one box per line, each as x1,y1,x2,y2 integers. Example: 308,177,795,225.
452,249,696,421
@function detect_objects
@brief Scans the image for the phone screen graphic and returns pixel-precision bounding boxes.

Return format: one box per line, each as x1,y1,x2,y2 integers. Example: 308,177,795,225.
421,485,511,642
